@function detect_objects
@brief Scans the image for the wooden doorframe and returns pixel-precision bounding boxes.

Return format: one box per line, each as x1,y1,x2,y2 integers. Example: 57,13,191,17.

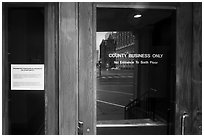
58,3,97,135
176,2,202,135
78,2,97,135
2,2,59,134
58,2,79,135
191,3,202,135
2,3,9,135
44,3,59,135
175,3,193,135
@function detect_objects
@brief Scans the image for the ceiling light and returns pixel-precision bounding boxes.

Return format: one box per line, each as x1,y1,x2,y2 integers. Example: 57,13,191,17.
134,14,142,18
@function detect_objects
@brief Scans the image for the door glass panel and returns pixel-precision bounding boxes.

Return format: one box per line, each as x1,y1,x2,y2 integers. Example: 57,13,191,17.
96,7,176,135
7,7,45,134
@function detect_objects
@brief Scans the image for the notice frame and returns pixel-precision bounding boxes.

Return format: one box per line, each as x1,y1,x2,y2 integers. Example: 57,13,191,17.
11,64,44,90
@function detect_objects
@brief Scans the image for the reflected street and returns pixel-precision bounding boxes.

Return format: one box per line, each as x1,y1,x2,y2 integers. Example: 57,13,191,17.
97,69,134,120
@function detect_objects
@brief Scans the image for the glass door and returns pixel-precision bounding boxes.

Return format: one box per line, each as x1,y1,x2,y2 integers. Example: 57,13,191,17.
6,6,45,135
96,6,176,135
2,3,59,135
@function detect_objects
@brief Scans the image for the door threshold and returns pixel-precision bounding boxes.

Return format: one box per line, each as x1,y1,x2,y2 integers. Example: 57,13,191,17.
97,119,166,127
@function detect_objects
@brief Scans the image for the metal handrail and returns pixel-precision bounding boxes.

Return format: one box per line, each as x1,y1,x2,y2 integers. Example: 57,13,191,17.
125,88,157,108
124,88,158,120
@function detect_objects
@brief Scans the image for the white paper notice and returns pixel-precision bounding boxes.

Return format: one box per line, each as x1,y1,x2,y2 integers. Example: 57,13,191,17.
11,64,44,90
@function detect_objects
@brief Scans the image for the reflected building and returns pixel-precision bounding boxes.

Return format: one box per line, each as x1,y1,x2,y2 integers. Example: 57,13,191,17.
99,36,116,69
110,31,137,70
100,31,137,70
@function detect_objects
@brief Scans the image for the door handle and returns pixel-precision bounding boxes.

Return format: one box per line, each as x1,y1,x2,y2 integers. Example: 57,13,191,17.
181,112,189,135
78,120,84,135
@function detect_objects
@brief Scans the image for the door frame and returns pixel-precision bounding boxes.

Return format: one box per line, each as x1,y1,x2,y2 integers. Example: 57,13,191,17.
59,3,97,135
58,2,79,135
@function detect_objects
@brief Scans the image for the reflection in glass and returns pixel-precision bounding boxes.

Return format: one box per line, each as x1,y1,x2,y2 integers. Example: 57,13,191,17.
97,31,136,120
96,7,176,135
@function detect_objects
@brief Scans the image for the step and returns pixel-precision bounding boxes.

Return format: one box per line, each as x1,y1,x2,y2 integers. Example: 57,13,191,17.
97,119,167,135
